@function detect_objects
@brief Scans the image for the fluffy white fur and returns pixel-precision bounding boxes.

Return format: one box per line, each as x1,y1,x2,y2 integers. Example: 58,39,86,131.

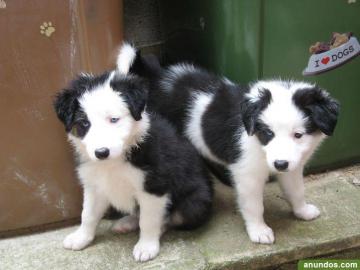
116,43,137,75
160,63,197,92
186,93,225,165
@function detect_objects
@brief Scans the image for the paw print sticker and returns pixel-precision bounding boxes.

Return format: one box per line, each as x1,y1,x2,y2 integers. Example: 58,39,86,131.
40,22,55,37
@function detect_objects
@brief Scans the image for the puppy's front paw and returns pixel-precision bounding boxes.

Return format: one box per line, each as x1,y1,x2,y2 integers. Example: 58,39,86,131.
247,224,275,244
294,203,320,221
63,230,94,250
133,240,160,262
112,215,139,234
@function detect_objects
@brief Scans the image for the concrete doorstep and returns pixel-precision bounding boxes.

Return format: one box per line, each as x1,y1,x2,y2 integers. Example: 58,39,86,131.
1,165,360,270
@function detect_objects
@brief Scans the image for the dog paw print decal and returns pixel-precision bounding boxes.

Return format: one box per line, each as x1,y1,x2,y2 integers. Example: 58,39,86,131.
40,22,55,37
303,32,360,76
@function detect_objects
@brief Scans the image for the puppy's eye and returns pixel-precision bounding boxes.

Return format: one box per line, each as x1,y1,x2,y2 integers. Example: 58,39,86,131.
72,120,90,138
109,117,120,123
264,129,274,137
257,128,275,145
294,132,303,139
79,120,90,127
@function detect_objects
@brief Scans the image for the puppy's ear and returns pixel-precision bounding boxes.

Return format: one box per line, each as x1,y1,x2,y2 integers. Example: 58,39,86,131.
243,88,272,135
110,77,148,121
293,86,340,136
123,85,147,121
242,103,257,135
53,88,79,131
53,73,92,131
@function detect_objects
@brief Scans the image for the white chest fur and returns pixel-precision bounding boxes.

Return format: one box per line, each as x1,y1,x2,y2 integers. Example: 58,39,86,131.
77,158,145,214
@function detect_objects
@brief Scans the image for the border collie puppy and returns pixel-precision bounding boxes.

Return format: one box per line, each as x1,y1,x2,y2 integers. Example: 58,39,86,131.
146,62,339,244
53,44,213,262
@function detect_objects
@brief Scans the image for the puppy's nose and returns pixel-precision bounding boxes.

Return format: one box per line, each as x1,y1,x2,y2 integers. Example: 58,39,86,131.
95,148,110,160
274,160,289,171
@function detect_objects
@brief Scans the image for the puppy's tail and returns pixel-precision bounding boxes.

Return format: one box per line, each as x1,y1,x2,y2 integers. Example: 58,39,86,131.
116,43,137,74
203,159,233,186
116,42,162,79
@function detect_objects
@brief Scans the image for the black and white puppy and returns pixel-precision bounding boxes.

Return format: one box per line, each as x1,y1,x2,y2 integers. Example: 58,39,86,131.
53,45,213,262
146,62,339,244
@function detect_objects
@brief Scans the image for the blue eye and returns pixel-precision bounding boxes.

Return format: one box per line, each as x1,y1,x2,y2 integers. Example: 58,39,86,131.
110,117,120,123
80,120,90,127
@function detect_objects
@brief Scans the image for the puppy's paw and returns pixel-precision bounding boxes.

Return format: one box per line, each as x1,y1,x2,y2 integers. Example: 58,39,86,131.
112,215,139,234
133,240,160,262
247,224,275,244
294,203,320,221
63,230,94,250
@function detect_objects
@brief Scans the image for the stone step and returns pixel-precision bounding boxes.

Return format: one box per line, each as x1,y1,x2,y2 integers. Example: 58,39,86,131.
1,165,360,270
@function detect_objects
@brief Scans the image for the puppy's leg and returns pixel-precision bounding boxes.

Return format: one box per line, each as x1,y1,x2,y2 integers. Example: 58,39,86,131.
278,168,320,221
112,215,139,234
231,166,274,244
133,193,168,262
63,186,109,250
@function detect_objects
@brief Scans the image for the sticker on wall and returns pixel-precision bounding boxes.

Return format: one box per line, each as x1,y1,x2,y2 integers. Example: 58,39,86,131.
40,22,56,37
303,32,360,76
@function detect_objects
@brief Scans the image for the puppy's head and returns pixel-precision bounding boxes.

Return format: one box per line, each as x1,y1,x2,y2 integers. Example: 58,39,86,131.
244,80,339,173
54,43,149,161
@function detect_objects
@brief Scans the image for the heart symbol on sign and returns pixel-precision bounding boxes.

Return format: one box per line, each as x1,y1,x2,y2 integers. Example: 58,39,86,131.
321,57,330,65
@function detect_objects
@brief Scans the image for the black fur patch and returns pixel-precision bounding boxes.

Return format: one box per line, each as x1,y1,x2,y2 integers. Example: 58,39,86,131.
293,86,340,136
203,158,234,186
54,72,110,132
202,83,243,163
110,74,148,121
148,66,223,135
71,109,91,138
242,88,272,136
126,115,213,230
145,62,251,184
254,121,275,145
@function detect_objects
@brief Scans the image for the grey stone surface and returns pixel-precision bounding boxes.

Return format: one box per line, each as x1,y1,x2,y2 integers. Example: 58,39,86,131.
123,0,162,47
1,165,360,270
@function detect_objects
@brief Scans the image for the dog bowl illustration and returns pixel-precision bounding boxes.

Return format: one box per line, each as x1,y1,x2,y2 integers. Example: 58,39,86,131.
303,36,360,76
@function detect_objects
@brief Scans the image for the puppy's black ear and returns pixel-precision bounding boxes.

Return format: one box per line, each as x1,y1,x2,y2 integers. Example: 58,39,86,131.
53,88,79,131
53,74,93,131
243,88,272,135
110,77,148,121
243,103,257,135
293,86,340,136
123,86,147,121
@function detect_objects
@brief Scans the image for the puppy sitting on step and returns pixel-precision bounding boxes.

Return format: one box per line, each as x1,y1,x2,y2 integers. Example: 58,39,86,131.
53,44,213,262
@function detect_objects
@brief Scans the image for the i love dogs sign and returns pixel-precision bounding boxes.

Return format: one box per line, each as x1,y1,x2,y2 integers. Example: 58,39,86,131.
303,33,360,76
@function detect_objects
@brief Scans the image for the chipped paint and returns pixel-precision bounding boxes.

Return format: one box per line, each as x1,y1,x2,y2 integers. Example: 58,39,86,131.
14,171,35,187
10,160,69,216
69,0,77,76
35,183,51,205
19,107,46,121
55,195,69,217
